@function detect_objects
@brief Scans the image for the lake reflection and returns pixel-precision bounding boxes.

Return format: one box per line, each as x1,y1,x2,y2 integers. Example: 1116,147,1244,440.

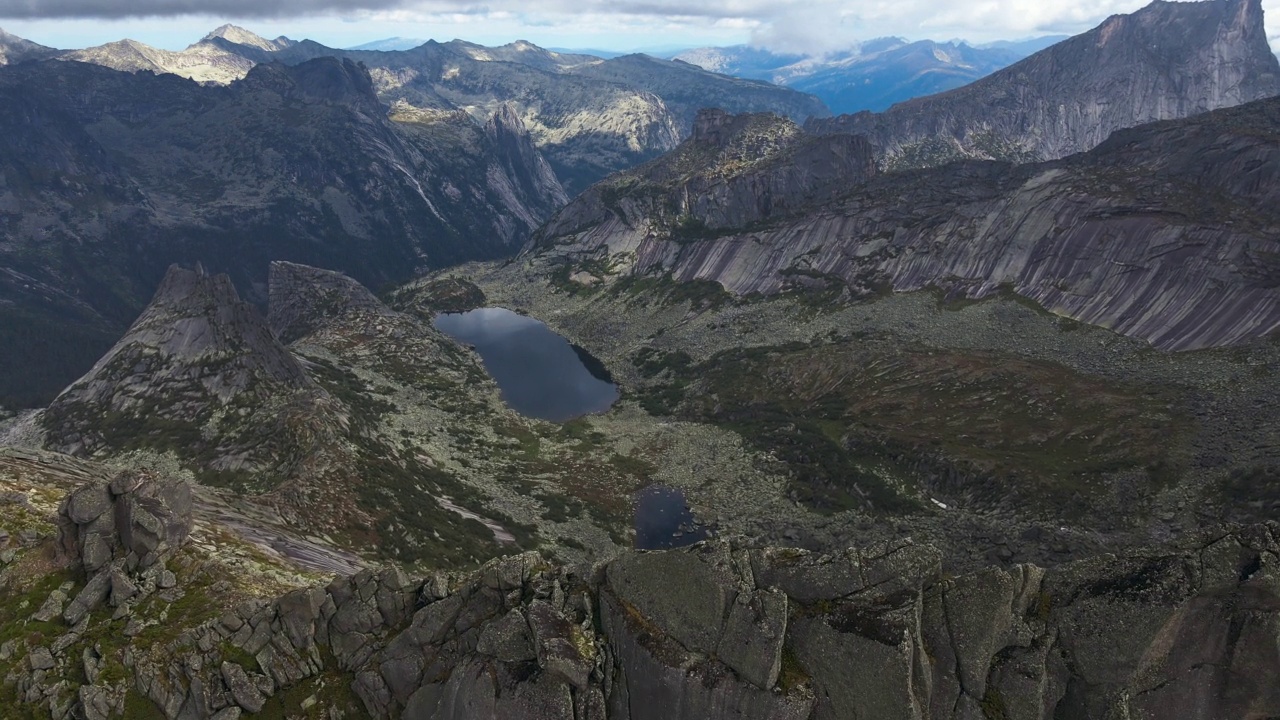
434,308,619,422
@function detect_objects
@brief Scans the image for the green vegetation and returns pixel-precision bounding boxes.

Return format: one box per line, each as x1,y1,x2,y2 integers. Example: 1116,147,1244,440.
777,645,811,694
980,686,1012,720
609,275,732,312
393,277,487,315
631,336,1187,518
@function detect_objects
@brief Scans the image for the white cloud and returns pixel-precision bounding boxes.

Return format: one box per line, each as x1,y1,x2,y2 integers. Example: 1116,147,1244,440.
0,0,1277,54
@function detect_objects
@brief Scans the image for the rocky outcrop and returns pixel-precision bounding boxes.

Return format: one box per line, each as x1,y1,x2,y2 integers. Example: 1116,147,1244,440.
484,105,571,228
54,470,192,625
267,260,396,345
40,265,343,482
6,469,1280,719
809,0,1280,169
66,521,1280,719
540,97,1280,351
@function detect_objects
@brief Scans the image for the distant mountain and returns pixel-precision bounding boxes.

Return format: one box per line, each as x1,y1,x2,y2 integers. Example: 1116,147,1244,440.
673,37,1052,114
60,37,258,85
787,40,1025,114
56,27,294,85
348,37,427,52
974,35,1070,54
0,57,566,408
203,23,293,52
809,0,1280,169
0,27,57,65
46,27,829,192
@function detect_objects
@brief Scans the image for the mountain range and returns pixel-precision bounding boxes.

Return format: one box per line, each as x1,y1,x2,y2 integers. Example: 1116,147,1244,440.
671,35,1069,114
541,98,1280,350
809,0,1280,168
0,57,566,408
1,0,1280,716
0,25,827,193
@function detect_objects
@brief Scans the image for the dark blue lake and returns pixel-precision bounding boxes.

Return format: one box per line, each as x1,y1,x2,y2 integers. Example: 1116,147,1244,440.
434,308,619,422
634,485,710,550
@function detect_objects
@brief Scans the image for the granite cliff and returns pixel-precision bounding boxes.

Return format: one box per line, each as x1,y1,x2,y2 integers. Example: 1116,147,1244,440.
540,98,1280,351
2,460,1278,719
808,0,1280,169
252,38,830,191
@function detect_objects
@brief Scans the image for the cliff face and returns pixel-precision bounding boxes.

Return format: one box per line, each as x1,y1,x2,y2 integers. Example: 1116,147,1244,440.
538,109,878,245
8,467,1278,720
808,0,1280,169
335,41,829,192
541,98,1280,351
0,56,567,407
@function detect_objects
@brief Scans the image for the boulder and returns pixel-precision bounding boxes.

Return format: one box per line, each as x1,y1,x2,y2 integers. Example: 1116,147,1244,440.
221,661,267,714
57,471,193,576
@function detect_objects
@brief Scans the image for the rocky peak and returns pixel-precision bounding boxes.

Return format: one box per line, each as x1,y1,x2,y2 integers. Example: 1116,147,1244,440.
268,261,395,345
107,264,311,393
539,110,875,240
483,104,570,211
201,24,290,52
40,264,319,463
0,27,56,66
690,107,735,145
809,0,1280,168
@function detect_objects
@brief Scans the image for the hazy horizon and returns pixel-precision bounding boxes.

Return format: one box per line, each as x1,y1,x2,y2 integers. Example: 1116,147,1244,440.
1,0,1274,58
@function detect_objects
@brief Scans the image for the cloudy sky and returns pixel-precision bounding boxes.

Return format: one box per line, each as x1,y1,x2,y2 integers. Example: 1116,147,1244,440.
0,0,1277,55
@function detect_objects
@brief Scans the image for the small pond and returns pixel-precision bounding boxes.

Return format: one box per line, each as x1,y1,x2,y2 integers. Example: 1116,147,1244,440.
434,307,619,422
633,484,710,550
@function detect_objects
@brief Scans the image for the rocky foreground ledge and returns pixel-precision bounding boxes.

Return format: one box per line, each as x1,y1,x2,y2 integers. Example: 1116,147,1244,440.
1,470,1278,719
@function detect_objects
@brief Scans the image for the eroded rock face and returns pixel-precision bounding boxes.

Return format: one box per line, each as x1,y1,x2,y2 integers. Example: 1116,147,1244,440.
808,0,1280,169
268,261,396,345
54,470,193,627
141,535,1280,719
40,265,346,487
20,468,1280,720
537,109,877,244
541,97,1280,351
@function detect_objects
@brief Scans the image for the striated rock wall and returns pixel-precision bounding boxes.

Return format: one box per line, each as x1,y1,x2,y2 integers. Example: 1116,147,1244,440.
540,98,1280,351
808,0,1280,169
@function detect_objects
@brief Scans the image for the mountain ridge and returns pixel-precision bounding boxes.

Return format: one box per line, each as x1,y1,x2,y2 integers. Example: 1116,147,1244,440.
0,56,568,408
672,37,1064,114
2,25,828,192
808,0,1280,168
538,95,1280,351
